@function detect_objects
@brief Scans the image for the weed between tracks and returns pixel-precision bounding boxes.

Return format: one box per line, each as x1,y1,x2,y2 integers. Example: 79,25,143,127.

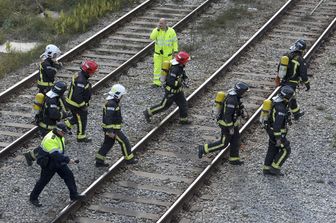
0,0,139,78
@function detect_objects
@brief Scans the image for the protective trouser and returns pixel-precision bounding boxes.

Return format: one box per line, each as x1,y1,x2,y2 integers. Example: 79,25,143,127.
203,126,241,161
30,164,78,200
148,91,188,120
68,108,88,140
96,131,134,161
264,129,291,170
153,53,172,86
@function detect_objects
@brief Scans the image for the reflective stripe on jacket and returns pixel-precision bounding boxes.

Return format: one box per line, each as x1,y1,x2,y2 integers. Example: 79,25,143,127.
280,52,309,85
66,71,91,108
41,131,65,154
37,58,58,87
150,27,178,57
102,99,122,131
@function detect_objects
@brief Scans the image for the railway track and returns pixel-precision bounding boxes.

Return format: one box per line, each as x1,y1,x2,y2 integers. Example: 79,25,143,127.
0,0,334,222
0,0,212,156
40,0,335,222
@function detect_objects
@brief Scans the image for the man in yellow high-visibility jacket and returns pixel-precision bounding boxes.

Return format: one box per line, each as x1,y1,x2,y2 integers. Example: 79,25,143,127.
150,18,178,87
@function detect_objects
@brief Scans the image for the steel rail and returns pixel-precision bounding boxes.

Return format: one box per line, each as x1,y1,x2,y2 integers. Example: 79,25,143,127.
50,0,297,222
0,0,213,158
157,15,336,223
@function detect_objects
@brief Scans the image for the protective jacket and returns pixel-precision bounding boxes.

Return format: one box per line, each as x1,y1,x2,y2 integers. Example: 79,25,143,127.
150,27,178,57
38,131,69,168
66,71,92,108
37,58,61,87
217,90,243,128
102,99,122,132
165,64,187,93
280,51,309,86
268,99,289,139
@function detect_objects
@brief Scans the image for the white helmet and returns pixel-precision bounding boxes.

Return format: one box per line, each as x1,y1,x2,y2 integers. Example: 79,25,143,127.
41,44,61,59
106,84,126,100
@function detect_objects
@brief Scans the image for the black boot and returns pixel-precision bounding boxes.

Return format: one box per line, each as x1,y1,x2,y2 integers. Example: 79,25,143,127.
293,111,304,120
71,194,85,201
95,160,109,167
77,137,92,143
268,166,284,176
179,119,192,125
198,145,204,159
125,157,139,165
143,110,151,123
30,199,42,207
24,152,33,166
229,160,244,165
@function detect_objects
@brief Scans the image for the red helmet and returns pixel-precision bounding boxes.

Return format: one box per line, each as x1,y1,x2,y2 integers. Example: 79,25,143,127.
81,60,98,75
175,51,190,65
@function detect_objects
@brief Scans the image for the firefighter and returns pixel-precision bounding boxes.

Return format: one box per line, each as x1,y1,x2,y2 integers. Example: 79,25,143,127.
95,84,138,167
24,81,70,166
65,60,98,142
150,18,178,87
262,86,295,176
143,51,191,124
29,123,84,207
278,39,310,120
37,44,62,94
198,82,249,165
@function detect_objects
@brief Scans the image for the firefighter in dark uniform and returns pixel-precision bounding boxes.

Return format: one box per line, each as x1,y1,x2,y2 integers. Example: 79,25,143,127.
198,82,249,165
37,44,62,94
95,84,138,167
278,39,310,120
66,60,98,142
29,123,84,207
143,51,191,124
24,81,70,166
262,86,295,176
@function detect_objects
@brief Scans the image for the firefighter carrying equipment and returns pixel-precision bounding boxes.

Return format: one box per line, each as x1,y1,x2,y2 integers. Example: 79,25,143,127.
96,95,137,166
150,26,178,86
145,56,190,123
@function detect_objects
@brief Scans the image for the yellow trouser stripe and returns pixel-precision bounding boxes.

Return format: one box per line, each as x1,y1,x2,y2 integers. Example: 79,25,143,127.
150,98,167,114
37,80,54,87
76,113,84,137
290,107,300,113
218,120,233,127
272,148,287,169
229,157,240,161
116,135,134,160
96,153,106,161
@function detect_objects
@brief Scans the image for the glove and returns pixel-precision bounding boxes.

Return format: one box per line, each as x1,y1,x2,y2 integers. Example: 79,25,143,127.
229,127,234,135
275,139,282,147
305,82,310,91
